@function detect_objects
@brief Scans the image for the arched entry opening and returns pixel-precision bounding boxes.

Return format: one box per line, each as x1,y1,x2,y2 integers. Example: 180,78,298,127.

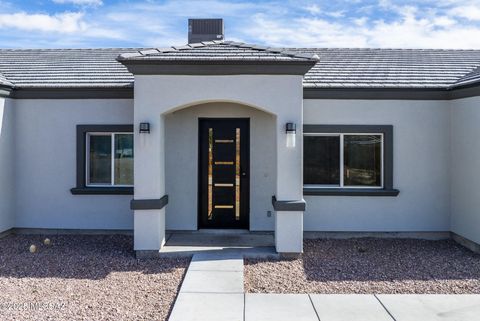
164,101,276,231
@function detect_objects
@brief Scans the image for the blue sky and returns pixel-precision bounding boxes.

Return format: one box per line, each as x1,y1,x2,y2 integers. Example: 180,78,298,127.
0,0,480,48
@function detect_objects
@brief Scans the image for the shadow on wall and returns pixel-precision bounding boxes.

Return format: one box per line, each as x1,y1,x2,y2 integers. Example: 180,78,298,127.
0,234,189,280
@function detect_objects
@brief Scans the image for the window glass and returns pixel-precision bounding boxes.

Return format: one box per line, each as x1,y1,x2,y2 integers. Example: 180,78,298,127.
344,135,382,186
89,135,112,185
114,134,134,185
304,136,340,185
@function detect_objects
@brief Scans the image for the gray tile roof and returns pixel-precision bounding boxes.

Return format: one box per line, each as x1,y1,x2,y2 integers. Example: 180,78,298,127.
292,48,480,89
117,41,319,62
0,42,480,90
0,48,137,88
451,65,480,88
0,72,12,88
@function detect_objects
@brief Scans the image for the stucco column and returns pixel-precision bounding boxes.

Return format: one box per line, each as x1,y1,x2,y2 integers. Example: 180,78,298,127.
274,109,305,254
133,112,166,252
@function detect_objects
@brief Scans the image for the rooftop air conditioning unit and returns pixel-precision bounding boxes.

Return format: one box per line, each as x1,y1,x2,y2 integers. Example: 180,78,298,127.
188,18,224,43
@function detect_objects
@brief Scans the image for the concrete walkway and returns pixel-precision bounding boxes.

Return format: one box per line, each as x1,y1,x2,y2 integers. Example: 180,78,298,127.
167,235,480,321
169,252,244,321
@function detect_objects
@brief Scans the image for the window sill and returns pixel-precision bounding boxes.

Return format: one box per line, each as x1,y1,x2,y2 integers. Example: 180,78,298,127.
70,187,133,195
303,187,399,197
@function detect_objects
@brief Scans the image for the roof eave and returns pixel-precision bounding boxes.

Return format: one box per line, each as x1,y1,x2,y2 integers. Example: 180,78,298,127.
0,84,13,98
9,85,133,99
448,79,480,90
118,59,317,76
303,85,480,100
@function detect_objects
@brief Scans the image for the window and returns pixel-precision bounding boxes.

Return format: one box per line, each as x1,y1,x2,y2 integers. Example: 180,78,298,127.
87,133,133,187
71,125,134,195
304,135,340,185
304,134,383,188
303,125,398,196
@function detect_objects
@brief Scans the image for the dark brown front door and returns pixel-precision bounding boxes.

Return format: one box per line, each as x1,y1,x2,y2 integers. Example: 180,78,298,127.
198,118,249,229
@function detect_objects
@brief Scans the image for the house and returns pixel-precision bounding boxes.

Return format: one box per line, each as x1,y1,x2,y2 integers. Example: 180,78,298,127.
0,19,480,255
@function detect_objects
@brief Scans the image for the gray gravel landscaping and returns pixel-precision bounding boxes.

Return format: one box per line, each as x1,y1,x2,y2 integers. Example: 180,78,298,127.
245,238,480,294
0,234,189,321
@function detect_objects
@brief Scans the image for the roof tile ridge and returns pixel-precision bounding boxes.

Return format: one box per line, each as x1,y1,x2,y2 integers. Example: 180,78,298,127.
449,64,480,89
117,40,319,61
117,41,213,60
0,72,14,88
220,41,320,61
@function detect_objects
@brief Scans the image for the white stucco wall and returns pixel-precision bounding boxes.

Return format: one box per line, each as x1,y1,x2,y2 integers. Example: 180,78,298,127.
303,99,451,232
0,97,15,233
14,99,134,230
450,96,480,244
164,102,276,231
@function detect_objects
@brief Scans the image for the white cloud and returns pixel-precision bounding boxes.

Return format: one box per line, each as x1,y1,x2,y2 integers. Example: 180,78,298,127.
131,0,268,18
241,5,480,49
0,10,123,46
305,4,321,15
353,17,368,26
450,5,480,21
241,14,368,48
431,16,456,27
327,11,345,18
359,4,479,48
238,1,480,49
0,12,87,33
304,5,345,18
53,0,103,6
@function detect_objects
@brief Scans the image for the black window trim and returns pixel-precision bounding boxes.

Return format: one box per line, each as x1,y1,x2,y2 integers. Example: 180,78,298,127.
71,124,134,195
303,125,399,197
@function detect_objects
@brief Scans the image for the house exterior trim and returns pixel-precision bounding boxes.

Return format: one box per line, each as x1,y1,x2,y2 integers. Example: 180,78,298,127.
448,83,480,99
4,83,480,100
272,196,306,211
130,195,169,210
451,232,480,254
303,85,480,100
0,86,12,98
11,87,134,99
303,188,399,196
70,187,133,195
120,60,316,75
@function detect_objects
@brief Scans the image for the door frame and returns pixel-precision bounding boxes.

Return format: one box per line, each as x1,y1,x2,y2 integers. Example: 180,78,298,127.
197,117,250,229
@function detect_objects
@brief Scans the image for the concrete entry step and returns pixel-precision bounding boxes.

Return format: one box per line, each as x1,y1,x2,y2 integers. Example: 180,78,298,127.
159,231,277,258
166,231,274,247
197,229,253,234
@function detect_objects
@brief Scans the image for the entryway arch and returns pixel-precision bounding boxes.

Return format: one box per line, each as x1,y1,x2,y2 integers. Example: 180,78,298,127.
164,101,276,232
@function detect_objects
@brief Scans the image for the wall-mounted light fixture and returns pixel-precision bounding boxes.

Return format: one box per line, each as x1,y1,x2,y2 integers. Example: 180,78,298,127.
139,122,150,134
286,122,296,148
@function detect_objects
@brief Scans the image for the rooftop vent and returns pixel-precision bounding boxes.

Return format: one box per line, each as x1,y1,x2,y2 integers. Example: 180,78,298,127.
188,18,224,44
